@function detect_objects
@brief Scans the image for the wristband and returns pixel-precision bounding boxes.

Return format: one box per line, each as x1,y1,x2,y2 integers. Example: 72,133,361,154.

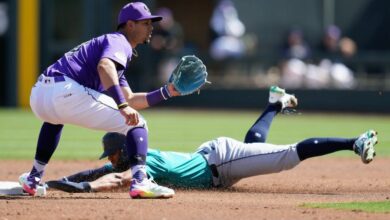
107,85,126,106
117,102,129,110
162,85,172,98
146,86,171,106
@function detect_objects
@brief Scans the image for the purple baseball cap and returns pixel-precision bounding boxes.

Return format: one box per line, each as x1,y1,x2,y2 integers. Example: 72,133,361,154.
118,2,162,25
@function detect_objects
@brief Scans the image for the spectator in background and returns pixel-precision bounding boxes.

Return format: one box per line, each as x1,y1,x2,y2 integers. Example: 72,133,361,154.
280,25,357,90
150,7,184,84
283,29,311,61
316,25,357,89
209,0,246,60
320,25,357,59
280,29,312,89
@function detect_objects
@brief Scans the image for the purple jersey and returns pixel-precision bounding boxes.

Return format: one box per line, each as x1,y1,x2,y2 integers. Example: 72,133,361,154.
45,32,132,92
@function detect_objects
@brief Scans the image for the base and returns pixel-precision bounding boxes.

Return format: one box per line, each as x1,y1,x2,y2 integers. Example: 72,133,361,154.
0,181,25,195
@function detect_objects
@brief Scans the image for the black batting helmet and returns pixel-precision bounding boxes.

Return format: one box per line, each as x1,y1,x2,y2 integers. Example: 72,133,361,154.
99,132,126,159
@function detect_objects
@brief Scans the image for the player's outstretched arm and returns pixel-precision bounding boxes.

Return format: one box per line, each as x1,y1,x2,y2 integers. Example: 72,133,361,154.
65,166,112,183
121,87,149,110
121,84,180,110
123,55,209,109
47,170,131,193
89,171,131,192
46,179,92,193
46,166,115,193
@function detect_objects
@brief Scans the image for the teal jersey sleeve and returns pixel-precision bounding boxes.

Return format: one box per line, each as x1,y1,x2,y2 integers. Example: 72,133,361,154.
103,162,114,172
146,149,213,189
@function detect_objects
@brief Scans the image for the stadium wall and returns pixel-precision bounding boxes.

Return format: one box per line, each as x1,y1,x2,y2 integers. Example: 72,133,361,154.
163,89,389,113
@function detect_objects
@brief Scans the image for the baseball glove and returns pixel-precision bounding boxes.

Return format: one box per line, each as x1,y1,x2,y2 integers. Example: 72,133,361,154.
168,55,210,95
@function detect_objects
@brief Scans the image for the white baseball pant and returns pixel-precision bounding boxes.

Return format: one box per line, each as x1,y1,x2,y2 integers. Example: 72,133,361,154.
30,75,146,134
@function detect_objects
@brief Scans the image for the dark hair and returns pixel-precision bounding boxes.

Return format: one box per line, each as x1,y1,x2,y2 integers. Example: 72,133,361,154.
117,23,126,31
114,147,130,171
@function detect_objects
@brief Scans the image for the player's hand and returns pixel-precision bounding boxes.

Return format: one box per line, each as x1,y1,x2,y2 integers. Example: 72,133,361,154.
119,106,139,126
166,83,180,97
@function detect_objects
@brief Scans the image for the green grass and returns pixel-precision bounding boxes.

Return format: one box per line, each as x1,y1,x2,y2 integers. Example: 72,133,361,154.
303,201,390,213
0,108,389,160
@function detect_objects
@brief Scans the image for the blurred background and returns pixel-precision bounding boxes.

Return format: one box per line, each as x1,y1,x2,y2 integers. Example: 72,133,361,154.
1,0,389,112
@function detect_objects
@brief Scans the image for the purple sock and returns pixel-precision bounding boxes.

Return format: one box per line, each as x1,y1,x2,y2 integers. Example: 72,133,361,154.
244,104,279,143
126,127,148,166
30,122,63,178
30,166,44,178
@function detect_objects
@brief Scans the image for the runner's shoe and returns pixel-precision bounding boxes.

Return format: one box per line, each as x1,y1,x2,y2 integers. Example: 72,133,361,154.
129,177,175,199
353,130,378,164
269,86,298,113
279,93,298,110
18,172,40,196
269,86,285,104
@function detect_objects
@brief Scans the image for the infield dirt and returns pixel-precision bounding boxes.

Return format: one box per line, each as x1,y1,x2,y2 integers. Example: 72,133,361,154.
1,158,389,220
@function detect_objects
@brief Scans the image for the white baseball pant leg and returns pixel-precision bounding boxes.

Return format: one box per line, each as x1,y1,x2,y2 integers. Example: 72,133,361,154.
30,75,146,134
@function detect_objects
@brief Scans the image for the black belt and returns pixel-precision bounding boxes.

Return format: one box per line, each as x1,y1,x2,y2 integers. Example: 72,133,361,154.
209,164,219,178
198,150,219,178
38,75,66,83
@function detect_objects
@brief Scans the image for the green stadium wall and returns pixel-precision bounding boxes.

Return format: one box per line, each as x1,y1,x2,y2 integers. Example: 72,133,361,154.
163,89,390,113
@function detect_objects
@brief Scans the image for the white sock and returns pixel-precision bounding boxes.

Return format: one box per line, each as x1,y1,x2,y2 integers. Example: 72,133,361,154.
32,160,46,176
131,165,147,181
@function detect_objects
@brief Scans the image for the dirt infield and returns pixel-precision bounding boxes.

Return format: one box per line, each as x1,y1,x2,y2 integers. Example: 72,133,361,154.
1,158,389,220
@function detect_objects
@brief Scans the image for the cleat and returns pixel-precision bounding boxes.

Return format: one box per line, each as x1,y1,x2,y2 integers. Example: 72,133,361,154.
269,86,286,104
353,130,378,164
129,178,174,199
269,86,298,112
18,172,40,196
279,93,298,110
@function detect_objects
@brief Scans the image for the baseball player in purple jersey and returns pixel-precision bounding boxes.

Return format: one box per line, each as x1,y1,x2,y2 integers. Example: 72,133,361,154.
19,2,181,199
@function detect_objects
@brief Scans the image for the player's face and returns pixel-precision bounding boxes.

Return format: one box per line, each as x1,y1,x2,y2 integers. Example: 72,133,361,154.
108,150,121,167
132,19,153,44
